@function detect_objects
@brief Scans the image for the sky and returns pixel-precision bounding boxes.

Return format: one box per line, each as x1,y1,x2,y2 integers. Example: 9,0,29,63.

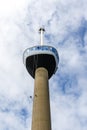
0,0,87,130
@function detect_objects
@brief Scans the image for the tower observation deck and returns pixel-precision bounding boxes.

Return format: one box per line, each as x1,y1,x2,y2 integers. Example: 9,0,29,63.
23,28,59,130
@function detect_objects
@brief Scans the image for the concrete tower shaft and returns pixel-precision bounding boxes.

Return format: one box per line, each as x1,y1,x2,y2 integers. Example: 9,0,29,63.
32,67,51,130
23,28,59,130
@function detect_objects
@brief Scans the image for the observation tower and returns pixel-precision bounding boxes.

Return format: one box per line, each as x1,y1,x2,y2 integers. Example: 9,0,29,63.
23,28,59,130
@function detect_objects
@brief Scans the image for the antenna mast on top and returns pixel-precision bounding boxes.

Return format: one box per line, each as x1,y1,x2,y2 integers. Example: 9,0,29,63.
39,28,45,46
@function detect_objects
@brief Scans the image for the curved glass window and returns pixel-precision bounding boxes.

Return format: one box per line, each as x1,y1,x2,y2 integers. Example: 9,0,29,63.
24,45,59,61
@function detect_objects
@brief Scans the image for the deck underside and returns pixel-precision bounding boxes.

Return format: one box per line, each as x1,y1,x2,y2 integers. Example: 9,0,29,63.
26,54,56,79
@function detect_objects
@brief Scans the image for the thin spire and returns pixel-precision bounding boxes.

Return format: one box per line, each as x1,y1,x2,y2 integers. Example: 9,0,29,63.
39,28,45,46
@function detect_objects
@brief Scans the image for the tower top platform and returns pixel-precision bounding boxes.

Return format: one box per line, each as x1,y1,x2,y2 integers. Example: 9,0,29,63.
23,45,59,79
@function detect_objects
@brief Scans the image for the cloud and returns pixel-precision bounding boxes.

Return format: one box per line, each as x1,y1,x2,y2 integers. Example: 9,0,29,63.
0,0,87,130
